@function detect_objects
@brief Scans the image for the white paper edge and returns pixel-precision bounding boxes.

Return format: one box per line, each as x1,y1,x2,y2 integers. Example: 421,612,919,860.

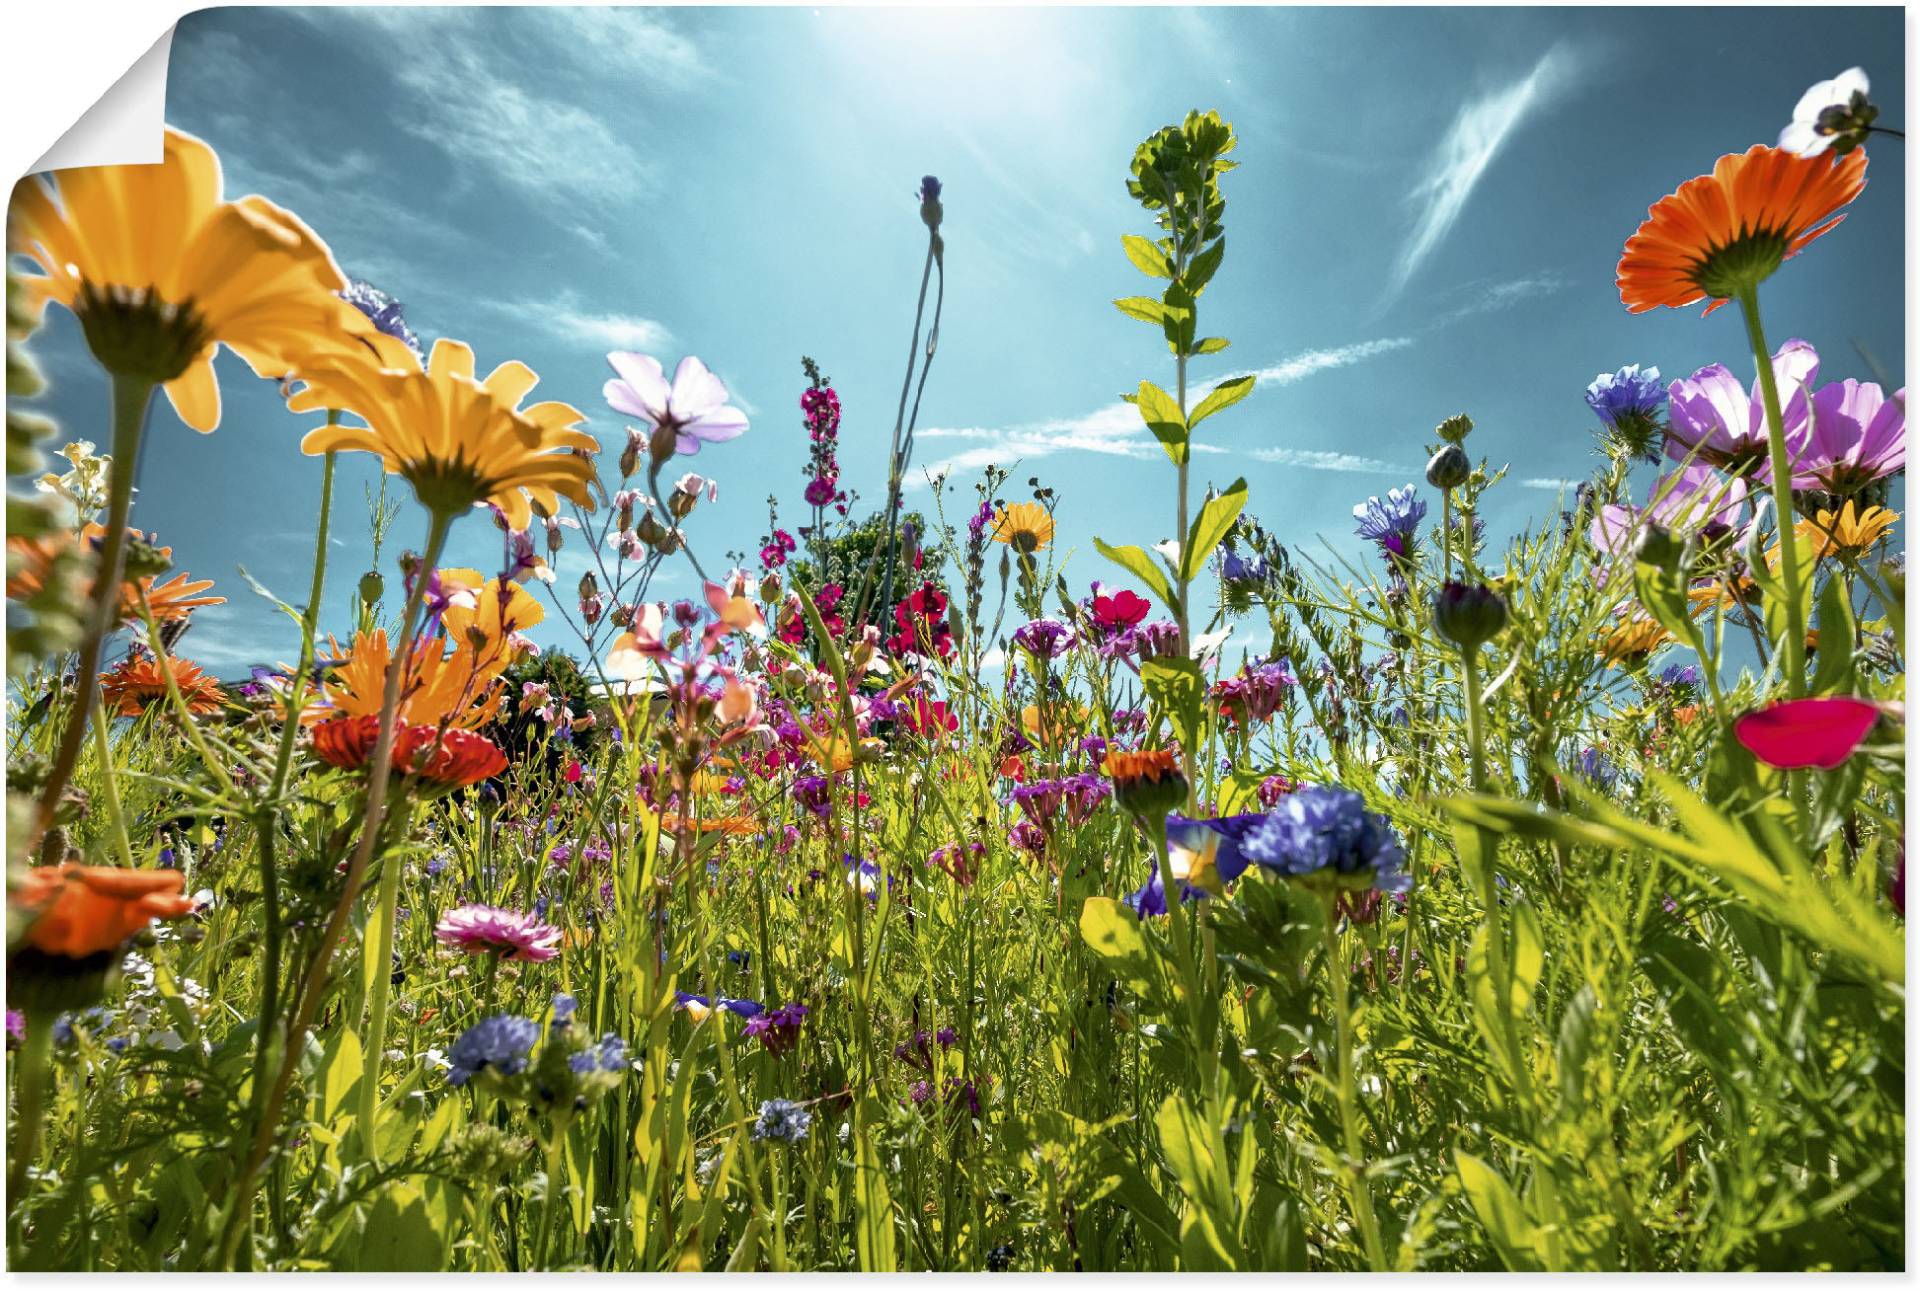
27,24,174,175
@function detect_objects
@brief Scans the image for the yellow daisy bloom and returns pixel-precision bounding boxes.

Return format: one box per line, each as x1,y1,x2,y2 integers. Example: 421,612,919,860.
7,126,355,429
439,568,546,656
1598,617,1672,668
307,629,507,732
991,502,1055,554
290,338,598,529
1797,501,1898,562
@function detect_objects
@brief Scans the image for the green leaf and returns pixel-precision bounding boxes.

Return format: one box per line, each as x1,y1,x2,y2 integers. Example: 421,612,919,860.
1080,896,1155,991
1136,380,1189,466
356,1181,449,1271
1093,537,1175,611
1810,573,1857,696
1160,282,1197,358
1455,1152,1544,1271
1122,234,1173,279
1632,556,1695,644
1180,478,1247,583
1184,238,1225,295
1114,296,1166,325
1193,337,1231,355
1188,376,1255,433
1142,656,1206,758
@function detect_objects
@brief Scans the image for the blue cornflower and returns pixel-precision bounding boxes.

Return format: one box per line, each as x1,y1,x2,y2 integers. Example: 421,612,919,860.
1574,747,1619,791
1240,784,1410,893
1657,663,1701,691
339,279,424,359
551,993,578,1025
753,1098,813,1143
1220,548,1271,591
568,1033,628,1076
1352,486,1427,559
446,1014,539,1087
1585,364,1666,461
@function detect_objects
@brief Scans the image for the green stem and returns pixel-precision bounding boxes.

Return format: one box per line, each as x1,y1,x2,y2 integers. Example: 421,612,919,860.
536,1129,568,1267
7,1010,55,1223
33,376,155,844
1735,284,1807,698
1323,908,1388,1270
88,692,135,868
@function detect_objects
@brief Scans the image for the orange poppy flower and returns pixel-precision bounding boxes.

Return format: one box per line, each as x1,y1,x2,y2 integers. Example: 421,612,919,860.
12,865,195,958
310,714,507,788
98,655,225,715
1617,145,1867,315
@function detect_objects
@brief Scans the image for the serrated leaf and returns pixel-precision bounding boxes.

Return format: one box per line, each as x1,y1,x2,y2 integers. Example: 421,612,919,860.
1136,380,1189,466
1180,478,1247,583
1122,234,1173,279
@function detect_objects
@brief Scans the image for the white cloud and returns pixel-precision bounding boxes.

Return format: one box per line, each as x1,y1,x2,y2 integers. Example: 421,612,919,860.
913,336,1412,484
1519,476,1581,492
476,290,672,354
1248,447,1400,474
1387,42,1585,299
1433,272,1573,325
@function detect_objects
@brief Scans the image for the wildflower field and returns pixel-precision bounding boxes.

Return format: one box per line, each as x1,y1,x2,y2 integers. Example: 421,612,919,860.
1,65,1907,1272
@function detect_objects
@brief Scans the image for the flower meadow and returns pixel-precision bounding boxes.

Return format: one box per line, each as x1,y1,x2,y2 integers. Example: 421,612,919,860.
0,78,1907,1272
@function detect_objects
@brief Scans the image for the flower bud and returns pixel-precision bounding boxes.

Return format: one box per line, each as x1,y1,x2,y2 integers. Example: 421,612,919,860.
668,488,697,520
357,569,384,607
636,513,668,548
648,421,679,468
1436,413,1474,444
1633,523,1687,575
759,571,782,603
1425,443,1471,490
1432,581,1509,651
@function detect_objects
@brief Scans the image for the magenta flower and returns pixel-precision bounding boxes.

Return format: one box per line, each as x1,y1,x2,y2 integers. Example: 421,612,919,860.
1733,696,1884,770
1666,340,1818,471
1791,379,1905,494
434,904,563,962
604,352,749,456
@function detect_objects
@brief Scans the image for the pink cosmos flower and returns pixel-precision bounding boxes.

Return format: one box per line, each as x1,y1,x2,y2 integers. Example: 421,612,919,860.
604,352,749,456
1732,695,1883,770
434,904,562,961
1666,340,1818,472
1791,379,1905,494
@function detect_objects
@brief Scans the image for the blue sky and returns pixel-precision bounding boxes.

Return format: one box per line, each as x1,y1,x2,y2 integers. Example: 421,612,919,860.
16,5,1907,675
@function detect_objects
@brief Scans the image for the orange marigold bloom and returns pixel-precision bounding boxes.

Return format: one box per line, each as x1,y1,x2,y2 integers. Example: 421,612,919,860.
12,865,195,958
98,655,224,716
1617,145,1867,316
311,714,507,788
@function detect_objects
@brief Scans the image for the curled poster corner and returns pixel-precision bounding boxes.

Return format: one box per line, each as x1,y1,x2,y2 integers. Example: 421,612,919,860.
29,25,174,175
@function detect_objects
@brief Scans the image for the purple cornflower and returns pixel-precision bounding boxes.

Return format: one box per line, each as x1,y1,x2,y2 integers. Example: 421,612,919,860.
1353,486,1426,560
1220,548,1272,591
744,1003,809,1055
339,279,423,360
1008,779,1065,828
1060,772,1111,827
1006,820,1047,855
1792,378,1905,494
1013,618,1076,660
793,774,833,818
446,1014,539,1086
1586,363,1667,460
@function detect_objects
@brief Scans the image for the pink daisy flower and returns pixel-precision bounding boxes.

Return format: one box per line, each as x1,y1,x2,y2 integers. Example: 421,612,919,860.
434,904,562,962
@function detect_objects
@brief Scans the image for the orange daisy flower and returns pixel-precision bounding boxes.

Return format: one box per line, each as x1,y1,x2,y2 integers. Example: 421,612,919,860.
6,525,223,623
1100,747,1187,814
310,714,507,789
1617,145,1867,315
11,864,195,958
98,655,224,716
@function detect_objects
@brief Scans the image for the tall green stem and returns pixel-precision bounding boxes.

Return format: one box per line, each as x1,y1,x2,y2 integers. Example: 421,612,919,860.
33,376,155,843
1735,285,1807,698
1323,909,1388,1270
89,691,135,868
6,1010,55,1223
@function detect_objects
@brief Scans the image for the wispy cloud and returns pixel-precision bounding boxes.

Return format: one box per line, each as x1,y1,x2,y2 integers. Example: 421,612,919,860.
1519,476,1581,492
1386,42,1585,300
1248,447,1400,474
475,291,672,353
1432,271,1573,325
913,336,1412,484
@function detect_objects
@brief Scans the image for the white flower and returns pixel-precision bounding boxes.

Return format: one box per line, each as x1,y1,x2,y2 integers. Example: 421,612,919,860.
1780,67,1870,157
603,353,749,456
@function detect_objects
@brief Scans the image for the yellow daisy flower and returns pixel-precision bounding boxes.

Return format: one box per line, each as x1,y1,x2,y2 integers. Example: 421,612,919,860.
991,502,1055,554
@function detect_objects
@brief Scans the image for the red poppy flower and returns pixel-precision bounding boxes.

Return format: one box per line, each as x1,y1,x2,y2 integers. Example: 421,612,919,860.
312,715,507,787
1733,695,1882,770
1092,588,1150,632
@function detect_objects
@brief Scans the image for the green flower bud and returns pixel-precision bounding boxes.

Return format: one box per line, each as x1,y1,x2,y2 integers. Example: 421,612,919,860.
1432,580,1508,651
1425,443,1471,490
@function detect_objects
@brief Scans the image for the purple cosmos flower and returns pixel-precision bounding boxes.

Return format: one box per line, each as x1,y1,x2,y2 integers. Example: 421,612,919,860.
1006,820,1047,854
1013,618,1076,660
1666,340,1817,472
1590,463,1750,561
604,352,749,456
434,904,563,962
1101,620,1181,661
1239,785,1410,893
446,1014,539,1086
1791,378,1905,494
1586,364,1666,459
1353,486,1426,559
1213,660,1296,725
